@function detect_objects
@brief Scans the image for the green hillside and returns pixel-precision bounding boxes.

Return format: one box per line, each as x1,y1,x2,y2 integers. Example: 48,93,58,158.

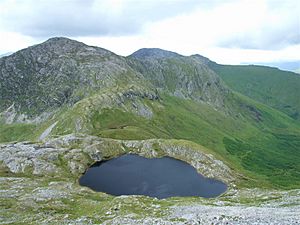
210,63,300,121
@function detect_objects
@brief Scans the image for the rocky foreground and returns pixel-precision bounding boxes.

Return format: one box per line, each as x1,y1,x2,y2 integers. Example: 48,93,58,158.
1,134,299,224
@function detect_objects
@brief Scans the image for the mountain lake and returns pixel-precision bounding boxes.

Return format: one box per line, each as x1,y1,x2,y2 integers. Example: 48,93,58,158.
79,154,227,199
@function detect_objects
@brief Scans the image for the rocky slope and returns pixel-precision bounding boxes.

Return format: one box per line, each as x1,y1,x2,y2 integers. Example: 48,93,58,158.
0,38,229,124
128,48,229,110
0,37,156,121
1,175,299,224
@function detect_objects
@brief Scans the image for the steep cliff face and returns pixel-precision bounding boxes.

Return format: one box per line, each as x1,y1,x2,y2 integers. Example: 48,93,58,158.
128,48,229,109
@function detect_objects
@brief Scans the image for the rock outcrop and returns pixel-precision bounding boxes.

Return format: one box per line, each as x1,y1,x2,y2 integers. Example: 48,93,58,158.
0,134,235,184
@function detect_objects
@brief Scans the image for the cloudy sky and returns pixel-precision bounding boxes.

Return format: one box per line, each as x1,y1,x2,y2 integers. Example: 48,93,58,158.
0,0,299,67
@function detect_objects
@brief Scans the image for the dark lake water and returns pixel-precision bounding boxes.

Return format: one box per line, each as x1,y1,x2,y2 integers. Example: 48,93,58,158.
79,154,227,199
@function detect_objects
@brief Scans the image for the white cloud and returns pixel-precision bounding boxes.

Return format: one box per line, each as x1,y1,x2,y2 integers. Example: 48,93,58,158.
144,0,299,51
0,0,299,65
0,31,36,53
201,45,300,64
218,0,300,49
0,0,200,37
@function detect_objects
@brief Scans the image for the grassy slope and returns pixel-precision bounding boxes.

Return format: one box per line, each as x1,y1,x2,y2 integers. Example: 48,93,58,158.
210,64,300,120
0,122,37,143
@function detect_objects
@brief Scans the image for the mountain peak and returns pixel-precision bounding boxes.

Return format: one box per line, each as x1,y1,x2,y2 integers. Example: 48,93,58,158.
42,37,84,45
45,36,73,42
37,36,87,48
23,36,114,58
130,48,181,59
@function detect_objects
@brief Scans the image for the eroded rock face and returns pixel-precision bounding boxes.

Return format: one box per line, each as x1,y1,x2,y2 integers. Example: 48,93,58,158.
0,134,235,185
0,142,63,175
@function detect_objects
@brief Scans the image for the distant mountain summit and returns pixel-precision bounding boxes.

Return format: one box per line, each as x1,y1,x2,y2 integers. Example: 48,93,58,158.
130,48,181,59
128,48,229,109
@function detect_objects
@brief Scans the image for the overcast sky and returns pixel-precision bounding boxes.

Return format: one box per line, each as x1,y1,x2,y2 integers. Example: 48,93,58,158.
0,0,299,65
